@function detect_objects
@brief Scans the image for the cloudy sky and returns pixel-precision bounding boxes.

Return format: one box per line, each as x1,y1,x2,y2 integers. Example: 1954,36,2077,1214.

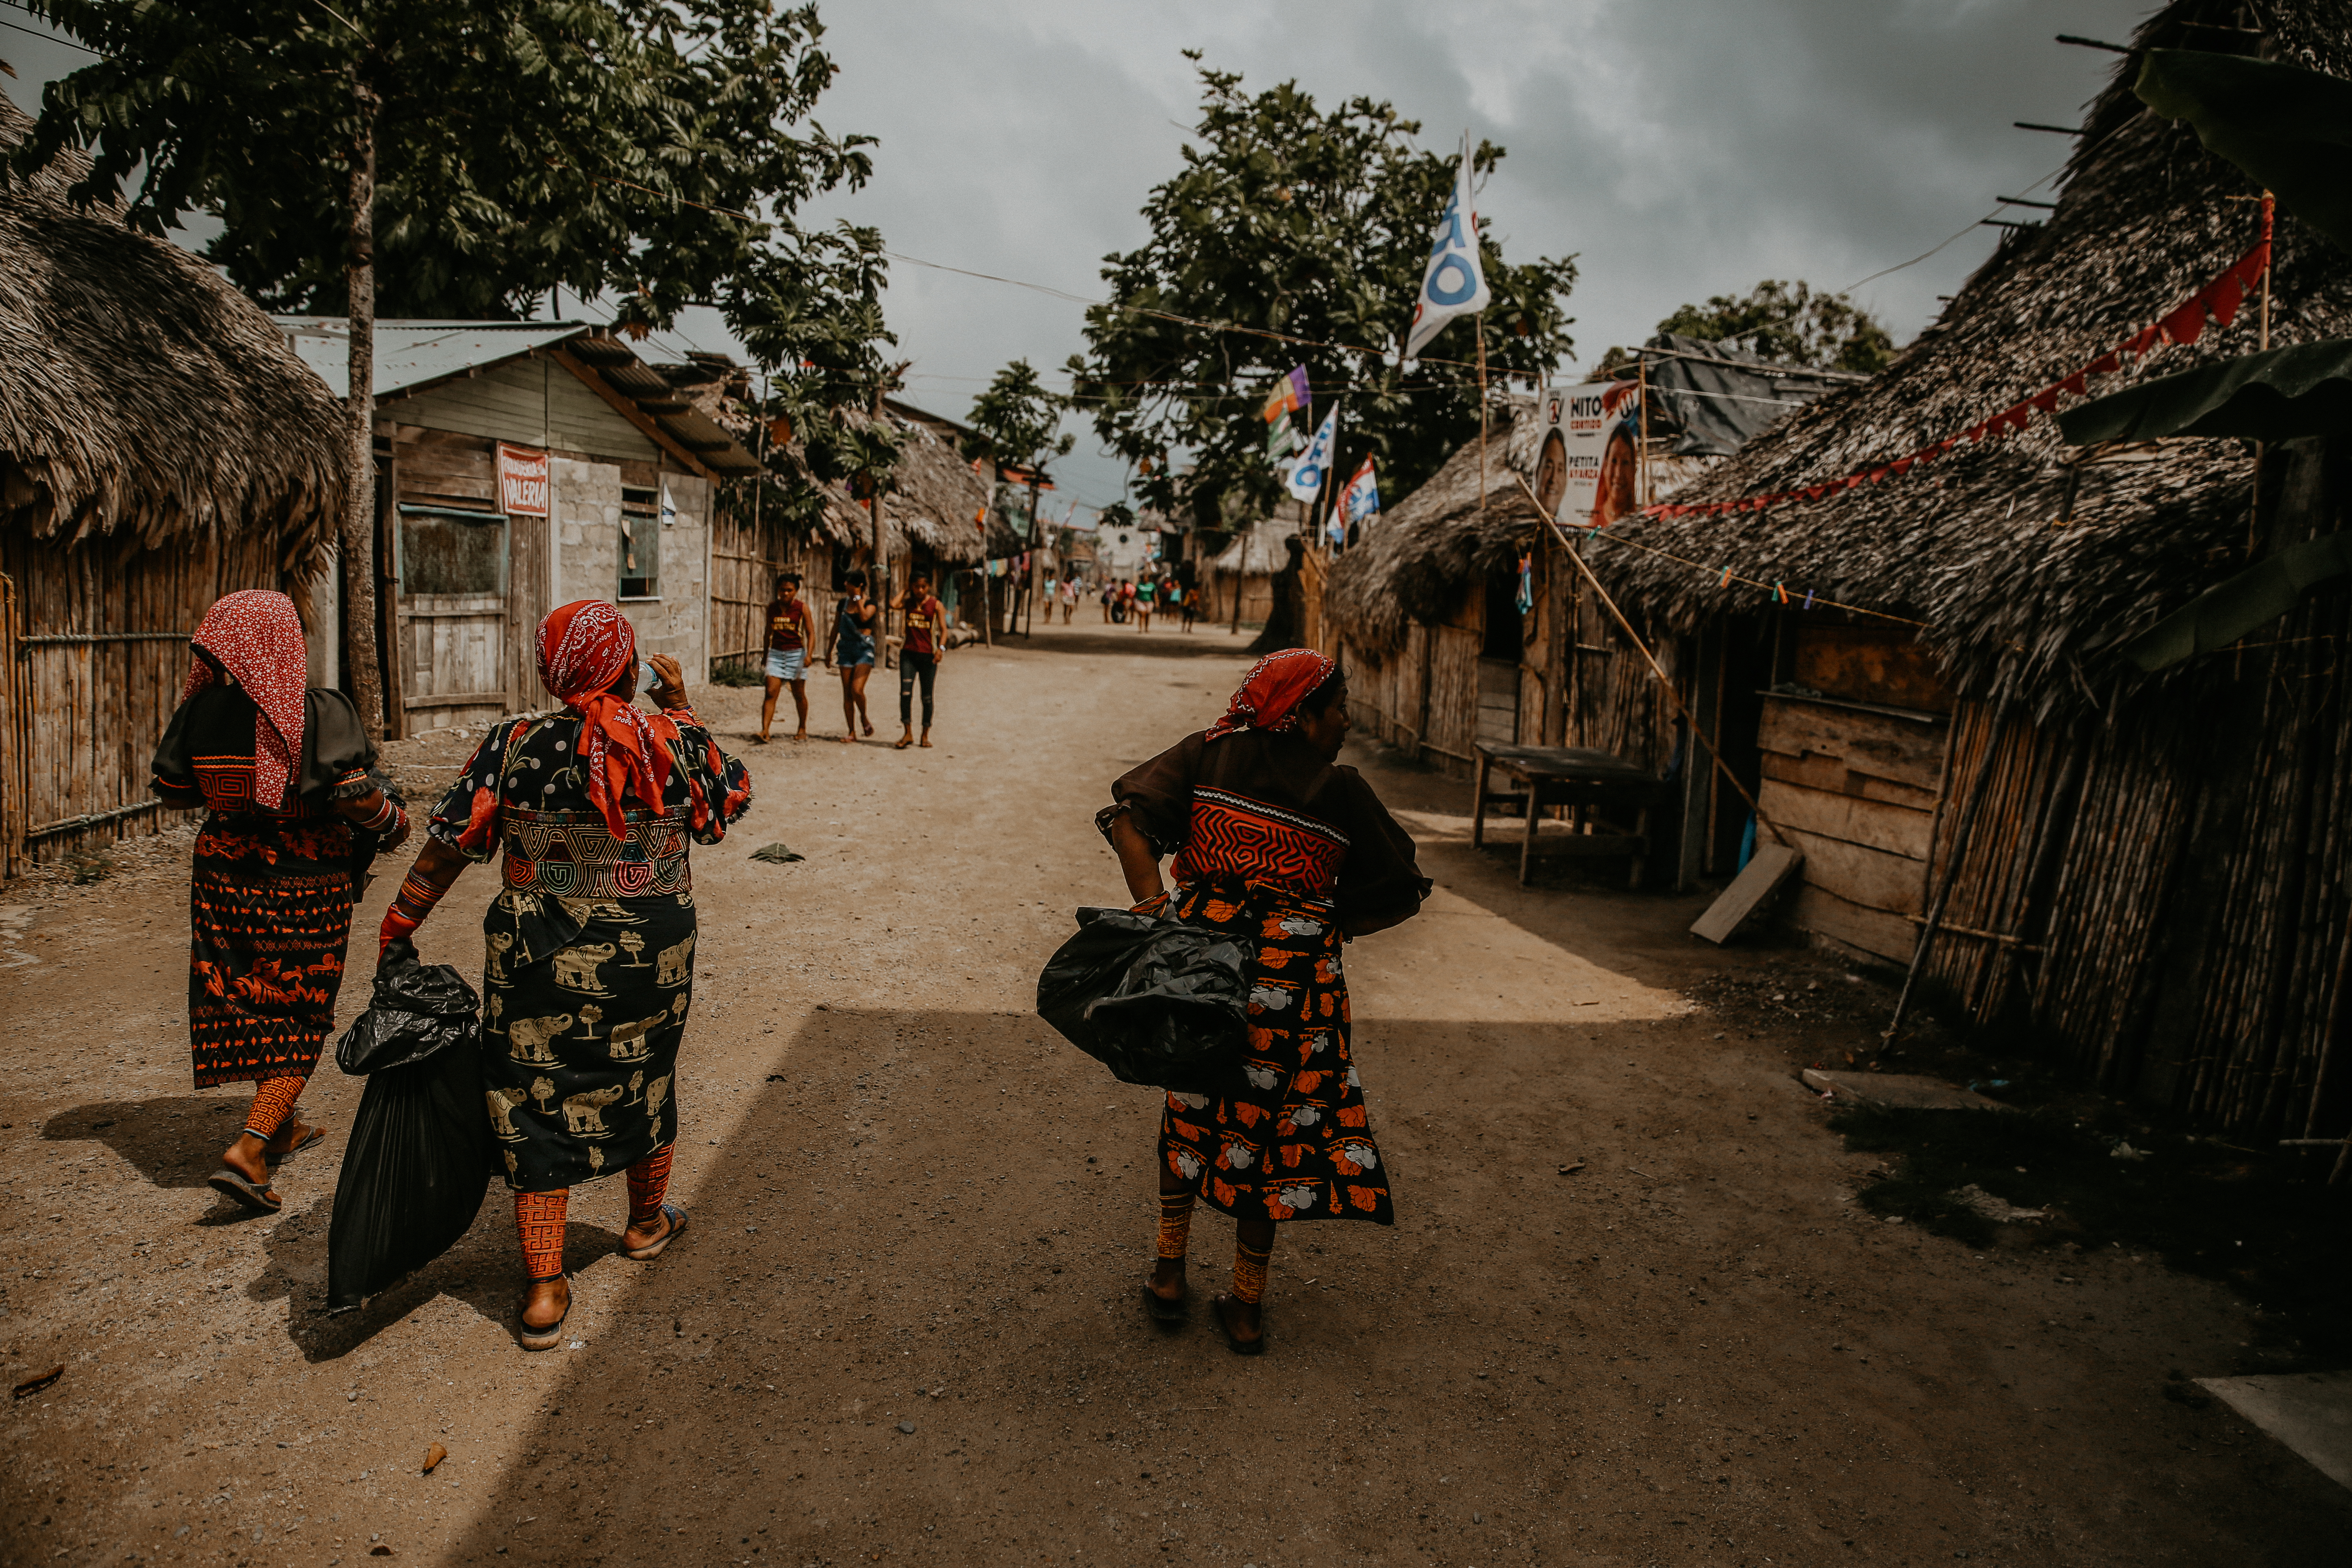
4,0,2152,512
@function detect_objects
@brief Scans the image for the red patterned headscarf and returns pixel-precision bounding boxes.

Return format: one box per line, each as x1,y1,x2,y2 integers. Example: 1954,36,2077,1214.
537,600,674,838
1205,648,1339,741
184,589,310,810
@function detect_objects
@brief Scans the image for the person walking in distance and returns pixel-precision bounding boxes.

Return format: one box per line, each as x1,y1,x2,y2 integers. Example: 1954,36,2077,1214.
1134,572,1157,633
826,569,879,744
381,601,751,1349
892,570,947,750
1098,650,1428,1353
1100,579,1115,624
1059,574,1079,624
755,572,815,745
152,590,410,1215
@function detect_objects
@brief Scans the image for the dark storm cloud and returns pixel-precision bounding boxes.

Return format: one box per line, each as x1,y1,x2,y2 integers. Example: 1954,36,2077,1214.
8,0,2162,510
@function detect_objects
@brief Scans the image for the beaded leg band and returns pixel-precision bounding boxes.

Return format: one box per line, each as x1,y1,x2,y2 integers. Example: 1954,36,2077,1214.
1155,1191,1195,1262
243,1074,306,1141
1231,1236,1272,1305
516,1189,570,1281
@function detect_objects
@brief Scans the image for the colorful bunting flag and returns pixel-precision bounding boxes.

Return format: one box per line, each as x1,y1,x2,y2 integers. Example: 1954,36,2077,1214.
1261,366,1312,422
1265,418,1302,462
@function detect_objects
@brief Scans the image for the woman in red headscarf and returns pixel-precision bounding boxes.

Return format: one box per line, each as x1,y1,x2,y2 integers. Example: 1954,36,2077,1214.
384,601,751,1349
151,589,410,1216
1097,648,1429,1353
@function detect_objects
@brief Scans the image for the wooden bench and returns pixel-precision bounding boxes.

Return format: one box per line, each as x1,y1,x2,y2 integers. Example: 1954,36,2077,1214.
1471,744,1663,888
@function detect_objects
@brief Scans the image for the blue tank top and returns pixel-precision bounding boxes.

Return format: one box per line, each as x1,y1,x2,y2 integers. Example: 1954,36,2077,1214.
837,601,875,662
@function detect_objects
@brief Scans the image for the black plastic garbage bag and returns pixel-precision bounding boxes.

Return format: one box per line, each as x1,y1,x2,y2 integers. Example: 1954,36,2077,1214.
1036,908,1251,1095
325,939,495,1312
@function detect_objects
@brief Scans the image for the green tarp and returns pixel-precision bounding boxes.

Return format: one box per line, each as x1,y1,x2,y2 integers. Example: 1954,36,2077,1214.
2057,339,2352,445
2120,532,2352,673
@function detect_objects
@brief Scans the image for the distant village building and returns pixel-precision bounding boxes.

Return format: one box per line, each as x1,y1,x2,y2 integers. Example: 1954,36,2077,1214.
0,91,346,873
278,319,761,734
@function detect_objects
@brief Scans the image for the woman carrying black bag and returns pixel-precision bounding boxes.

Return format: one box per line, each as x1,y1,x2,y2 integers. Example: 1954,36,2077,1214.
1097,649,1428,1353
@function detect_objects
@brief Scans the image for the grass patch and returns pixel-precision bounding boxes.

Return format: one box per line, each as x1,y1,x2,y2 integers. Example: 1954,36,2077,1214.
708,660,766,688
1835,1102,2352,1360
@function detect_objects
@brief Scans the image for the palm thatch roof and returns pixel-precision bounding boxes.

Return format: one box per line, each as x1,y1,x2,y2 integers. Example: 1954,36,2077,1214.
0,90,344,570
1325,403,1545,659
883,413,990,566
767,408,990,566
1596,0,2352,724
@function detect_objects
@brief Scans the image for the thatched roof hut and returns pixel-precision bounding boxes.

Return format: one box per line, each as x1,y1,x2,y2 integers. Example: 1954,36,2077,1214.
0,91,345,567
1598,1,2352,726
1,86,347,874
1325,402,1541,660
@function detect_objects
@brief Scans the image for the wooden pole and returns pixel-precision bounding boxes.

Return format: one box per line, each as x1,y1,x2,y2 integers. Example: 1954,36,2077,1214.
1023,474,1042,637
341,76,386,741
1637,354,1652,507
1880,705,2010,1054
1512,473,1777,840
1476,320,1490,524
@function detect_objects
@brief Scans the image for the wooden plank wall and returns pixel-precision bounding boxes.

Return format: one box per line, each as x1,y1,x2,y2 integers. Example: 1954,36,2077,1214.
1,528,286,872
1755,695,1947,962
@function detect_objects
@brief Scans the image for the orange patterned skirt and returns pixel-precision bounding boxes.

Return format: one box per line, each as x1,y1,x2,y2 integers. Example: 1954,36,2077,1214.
1158,876,1393,1225
187,818,359,1088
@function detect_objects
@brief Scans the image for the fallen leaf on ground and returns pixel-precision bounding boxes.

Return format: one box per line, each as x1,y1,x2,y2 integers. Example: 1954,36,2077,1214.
1558,1162,1586,1175
12,1365,62,1399
423,1443,447,1474
749,843,805,864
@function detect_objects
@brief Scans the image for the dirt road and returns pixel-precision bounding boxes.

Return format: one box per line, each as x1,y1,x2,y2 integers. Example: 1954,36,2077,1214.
3,619,2346,1567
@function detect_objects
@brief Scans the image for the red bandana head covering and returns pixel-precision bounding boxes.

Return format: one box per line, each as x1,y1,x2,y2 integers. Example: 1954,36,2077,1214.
1205,648,1339,741
537,600,674,838
183,589,310,809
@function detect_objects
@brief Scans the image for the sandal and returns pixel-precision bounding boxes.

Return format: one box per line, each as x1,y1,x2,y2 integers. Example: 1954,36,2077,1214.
621,1203,689,1262
517,1280,572,1352
892,737,913,751
1142,1281,1187,1324
1212,1293,1265,1356
265,1124,326,1164
207,1166,282,1215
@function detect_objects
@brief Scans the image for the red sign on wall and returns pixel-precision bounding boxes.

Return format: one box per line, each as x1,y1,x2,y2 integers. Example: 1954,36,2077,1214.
498,443,550,517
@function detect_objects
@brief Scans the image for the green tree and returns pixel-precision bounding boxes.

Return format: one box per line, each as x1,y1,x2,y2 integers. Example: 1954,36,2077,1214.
966,359,1075,472
1065,61,1577,529
1650,279,1895,374
15,0,888,733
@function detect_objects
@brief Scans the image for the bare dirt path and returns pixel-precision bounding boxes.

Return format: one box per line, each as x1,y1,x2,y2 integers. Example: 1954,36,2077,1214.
3,617,2346,1568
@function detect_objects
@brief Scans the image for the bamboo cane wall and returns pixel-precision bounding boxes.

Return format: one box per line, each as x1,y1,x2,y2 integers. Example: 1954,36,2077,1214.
0,528,297,875
1921,579,2352,1146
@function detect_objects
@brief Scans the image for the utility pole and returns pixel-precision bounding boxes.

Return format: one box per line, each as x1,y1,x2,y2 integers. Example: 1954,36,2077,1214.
1023,471,1044,637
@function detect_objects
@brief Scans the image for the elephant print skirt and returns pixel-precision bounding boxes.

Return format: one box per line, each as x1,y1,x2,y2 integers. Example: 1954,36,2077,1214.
478,886,695,1192
1158,877,1393,1227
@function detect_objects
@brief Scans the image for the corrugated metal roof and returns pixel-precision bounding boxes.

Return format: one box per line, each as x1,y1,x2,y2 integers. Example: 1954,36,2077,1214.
274,317,590,399
274,316,761,477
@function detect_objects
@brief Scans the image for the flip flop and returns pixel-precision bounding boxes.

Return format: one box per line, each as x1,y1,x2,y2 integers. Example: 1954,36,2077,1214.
621,1203,689,1262
206,1166,282,1216
1211,1294,1266,1356
265,1125,327,1164
892,737,913,751
1142,1281,1187,1324
517,1281,572,1352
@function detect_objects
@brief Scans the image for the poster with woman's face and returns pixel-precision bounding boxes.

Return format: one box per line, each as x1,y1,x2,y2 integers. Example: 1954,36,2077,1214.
1541,381,1641,528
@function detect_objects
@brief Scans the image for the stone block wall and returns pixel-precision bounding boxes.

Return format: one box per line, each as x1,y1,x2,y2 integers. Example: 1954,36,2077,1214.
551,459,711,684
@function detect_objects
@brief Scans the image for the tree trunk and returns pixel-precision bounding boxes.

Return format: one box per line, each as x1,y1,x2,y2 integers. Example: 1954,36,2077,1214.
341,79,386,740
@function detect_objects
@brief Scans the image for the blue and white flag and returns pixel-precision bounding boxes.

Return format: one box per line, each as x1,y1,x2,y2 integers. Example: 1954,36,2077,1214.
1405,133,1491,360
1286,410,1339,502
1339,454,1381,526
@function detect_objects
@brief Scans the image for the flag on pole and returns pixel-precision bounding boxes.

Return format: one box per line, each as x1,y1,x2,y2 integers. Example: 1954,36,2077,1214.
1260,366,1311,422
1405,134,1491,359
1339,454,1381,527
1265,418,1302,462
1287,410,1338,502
